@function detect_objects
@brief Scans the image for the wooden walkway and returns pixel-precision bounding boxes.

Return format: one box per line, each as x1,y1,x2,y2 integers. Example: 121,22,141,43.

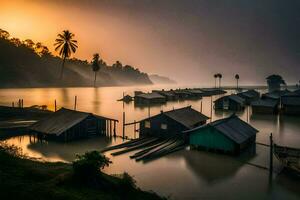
101,136,186,162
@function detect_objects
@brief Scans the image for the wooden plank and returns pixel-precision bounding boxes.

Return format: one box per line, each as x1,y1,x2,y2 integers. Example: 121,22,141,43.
100,137,151,152
111,138,160,156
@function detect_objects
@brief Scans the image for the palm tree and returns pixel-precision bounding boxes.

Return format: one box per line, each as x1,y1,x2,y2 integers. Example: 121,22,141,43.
214,74,218,88
54,30,78,79
216,73,222,88
92,53,101,87
235,74,240,89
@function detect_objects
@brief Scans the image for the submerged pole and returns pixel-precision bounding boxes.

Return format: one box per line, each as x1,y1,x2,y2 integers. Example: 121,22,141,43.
269,133,273,178
210,96,213,122
122,111,125,139
200,100,203,113
113,121,116,137
134,120,136,139
74,96,77,110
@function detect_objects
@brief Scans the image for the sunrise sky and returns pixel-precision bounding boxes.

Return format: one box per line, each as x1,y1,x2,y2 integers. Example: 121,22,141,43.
1,0,300,85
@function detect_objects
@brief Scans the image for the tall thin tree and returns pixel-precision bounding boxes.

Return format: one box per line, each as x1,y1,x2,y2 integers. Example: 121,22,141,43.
217,73,222,88
214,74,218,88
54,30,78,79
235,74,240,89
92,53,101,87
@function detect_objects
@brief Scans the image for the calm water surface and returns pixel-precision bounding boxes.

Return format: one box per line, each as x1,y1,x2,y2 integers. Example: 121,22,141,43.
0,85,300,200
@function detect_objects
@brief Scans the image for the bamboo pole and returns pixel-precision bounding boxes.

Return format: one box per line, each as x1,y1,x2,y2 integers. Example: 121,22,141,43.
269,133,273,178
113,121,116,137
122,111,125,139
134,120,136,139
210,96,213,122
74,96,77,110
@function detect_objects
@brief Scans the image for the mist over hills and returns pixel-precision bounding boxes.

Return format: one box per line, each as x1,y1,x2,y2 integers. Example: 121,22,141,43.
0,37,152,88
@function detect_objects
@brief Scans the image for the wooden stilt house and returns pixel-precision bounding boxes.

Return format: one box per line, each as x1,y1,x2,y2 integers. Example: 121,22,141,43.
186,115,258,154
29,108,118,142
139,106,209,139
214,94,245,111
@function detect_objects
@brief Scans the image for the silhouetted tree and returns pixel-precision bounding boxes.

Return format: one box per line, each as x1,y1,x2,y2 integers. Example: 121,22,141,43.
23,39,35,49
10,38,22,47
54,30,78,79
214,74,218,88
216,73,222,88
235,74,240,89
0,29,10,39
91,53,101,87
266,74,286,92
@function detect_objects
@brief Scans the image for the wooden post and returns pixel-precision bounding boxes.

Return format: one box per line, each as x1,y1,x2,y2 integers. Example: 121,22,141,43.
113,121,116,137
18,99,21,108
122,111,125,139
210,96,213,122
21,99,24,108
54,99,57,112
12,102,14,107
200,100,203,113
148,105,150,118
134,120,136,139
109,120,112,136
74,96,77,110
269,133,273,179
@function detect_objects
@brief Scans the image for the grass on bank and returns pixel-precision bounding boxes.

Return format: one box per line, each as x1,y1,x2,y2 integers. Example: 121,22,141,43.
0,143,166,200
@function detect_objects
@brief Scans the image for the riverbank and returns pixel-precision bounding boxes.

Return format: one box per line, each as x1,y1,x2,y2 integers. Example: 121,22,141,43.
0,144,165,200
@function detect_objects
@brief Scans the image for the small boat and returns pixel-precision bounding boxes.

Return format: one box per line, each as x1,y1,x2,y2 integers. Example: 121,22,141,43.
117,95,133,102
274,144,300,174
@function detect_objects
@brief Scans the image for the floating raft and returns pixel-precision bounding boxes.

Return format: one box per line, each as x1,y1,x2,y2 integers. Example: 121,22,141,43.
102,136,186,162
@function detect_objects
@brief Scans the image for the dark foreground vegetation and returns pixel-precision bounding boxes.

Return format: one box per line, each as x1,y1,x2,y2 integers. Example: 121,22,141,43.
0,144,165,200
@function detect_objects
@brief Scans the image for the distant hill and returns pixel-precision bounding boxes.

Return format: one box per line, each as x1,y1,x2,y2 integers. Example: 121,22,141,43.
149,74,176,84
0,37,152,88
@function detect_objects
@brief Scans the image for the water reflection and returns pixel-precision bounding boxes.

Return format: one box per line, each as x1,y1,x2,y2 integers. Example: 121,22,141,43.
1,86,300,200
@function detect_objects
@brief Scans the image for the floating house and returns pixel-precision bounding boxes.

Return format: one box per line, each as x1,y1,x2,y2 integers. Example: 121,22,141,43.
281,95,300,115
200,88,227,96
134,92,166,104
214,94,245,111
153,90,177,101
186,115,258,154
261,89,292,102
251,99,278,114
30,108,118,142
173,90,192,99
237,90,260,105
139,106,209,139
186,89,204,98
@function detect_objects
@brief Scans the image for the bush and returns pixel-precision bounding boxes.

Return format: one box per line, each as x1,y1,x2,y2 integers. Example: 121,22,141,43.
120,172,137,190
72,151,111,181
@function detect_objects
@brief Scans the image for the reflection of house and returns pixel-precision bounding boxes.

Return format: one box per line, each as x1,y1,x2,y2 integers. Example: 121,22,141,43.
139,106,209,139
281,95,300,115
30,108,118,142
134,92,166,104
187,115,258,154
251,99,278,114
214,94,245,111
237,90,260,105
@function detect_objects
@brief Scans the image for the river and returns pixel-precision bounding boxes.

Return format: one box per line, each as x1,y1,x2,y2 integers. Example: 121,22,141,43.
0,85,299,200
